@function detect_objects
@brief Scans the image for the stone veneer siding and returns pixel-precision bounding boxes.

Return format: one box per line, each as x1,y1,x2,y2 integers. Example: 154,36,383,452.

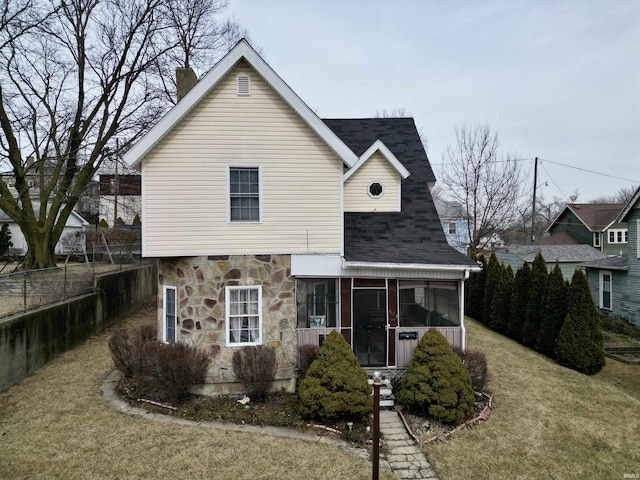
157,254,297,394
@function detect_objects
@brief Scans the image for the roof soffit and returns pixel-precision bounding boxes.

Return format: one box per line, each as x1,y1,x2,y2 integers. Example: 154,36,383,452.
123,39,358,169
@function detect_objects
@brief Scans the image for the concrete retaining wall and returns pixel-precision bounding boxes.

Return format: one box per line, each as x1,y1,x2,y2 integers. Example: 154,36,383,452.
0,263,157,392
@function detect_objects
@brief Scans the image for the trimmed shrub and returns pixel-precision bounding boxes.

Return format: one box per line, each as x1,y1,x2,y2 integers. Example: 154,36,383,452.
398,329,474,425
507,262,531,341
481,254,501,324
297,330,371,421
99,218,109,227
465,255,486,320
133,214,142,225
108,326,208,404
536,262,568,357
522,252,548,348
454,347,489,392
555,269,605,375
232,345,277,402
488,263,513,334
143,342,209,403
108,325,156,377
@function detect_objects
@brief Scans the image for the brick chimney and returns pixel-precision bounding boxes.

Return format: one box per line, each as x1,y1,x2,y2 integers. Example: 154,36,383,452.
176,67,198,102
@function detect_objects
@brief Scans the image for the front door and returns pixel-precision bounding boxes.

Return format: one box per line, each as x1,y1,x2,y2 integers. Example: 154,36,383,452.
353,289,387,366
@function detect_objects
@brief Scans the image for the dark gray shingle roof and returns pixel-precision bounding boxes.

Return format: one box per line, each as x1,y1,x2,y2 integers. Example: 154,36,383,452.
323,118,476,267
581,254,629,271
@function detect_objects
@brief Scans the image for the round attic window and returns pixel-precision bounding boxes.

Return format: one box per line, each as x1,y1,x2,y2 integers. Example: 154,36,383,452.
368,182,384,198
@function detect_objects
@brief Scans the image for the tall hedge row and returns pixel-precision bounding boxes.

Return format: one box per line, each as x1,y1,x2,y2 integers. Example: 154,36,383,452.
464,253,605,375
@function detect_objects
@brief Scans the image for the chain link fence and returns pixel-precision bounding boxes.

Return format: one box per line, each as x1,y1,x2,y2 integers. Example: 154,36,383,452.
0,244,152,319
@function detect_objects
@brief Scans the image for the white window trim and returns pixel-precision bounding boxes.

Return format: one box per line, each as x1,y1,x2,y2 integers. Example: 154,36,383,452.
225,286,263,346
163,285,177,343
608,228,628,244
593,232,600,248
637,220,640,259
599,271,612,311
227,165,263,224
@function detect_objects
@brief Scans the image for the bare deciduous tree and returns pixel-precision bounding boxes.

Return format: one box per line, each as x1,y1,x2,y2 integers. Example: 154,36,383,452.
0,0,248,269
438,124,526,257
589,186,636,205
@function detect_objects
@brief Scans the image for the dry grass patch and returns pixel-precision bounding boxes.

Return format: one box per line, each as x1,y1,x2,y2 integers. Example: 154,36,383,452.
0,300,394,480
426,317,640,480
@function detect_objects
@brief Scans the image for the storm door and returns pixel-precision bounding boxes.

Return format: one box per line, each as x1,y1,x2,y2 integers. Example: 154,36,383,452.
353,289,387,366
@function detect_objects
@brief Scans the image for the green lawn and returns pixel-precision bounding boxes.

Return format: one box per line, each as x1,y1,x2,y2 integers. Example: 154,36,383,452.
427,317,640,480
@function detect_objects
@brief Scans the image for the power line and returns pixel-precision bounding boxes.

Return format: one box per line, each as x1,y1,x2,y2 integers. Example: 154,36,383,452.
541,158,640,184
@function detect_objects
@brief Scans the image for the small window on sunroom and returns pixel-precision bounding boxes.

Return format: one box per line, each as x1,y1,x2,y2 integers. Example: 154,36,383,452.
368,182,384,198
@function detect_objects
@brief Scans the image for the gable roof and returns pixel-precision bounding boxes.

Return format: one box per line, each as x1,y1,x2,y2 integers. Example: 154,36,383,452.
617,186,640,222
434,199,469,220
324,118,475,267
344,139,410,182
123,39,358,169
548,203,625,232
0,204,88,227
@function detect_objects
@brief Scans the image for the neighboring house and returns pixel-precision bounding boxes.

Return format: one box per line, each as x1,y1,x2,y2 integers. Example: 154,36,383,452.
434,199,471,254
496,244,608,280
478,233,504,255
545,203,627,255
0,204,89,256
122,40,479,394
582,187,640,328
98,174,142,225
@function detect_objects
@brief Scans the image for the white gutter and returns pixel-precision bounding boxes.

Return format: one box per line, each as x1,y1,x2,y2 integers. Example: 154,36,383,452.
342,260,482,272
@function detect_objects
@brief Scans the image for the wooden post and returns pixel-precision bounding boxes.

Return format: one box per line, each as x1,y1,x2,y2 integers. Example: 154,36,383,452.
372,371,381,480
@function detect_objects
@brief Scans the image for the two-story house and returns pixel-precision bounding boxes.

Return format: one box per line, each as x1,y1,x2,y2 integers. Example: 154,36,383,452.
582,187,640,328
434,199,471,255
123,40,479,393
545,203,627,255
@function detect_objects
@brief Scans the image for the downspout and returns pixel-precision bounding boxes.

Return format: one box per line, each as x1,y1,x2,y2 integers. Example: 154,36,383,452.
460,269,470,352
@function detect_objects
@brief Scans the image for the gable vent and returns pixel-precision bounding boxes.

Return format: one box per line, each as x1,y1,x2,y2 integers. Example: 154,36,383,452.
237,75,251,95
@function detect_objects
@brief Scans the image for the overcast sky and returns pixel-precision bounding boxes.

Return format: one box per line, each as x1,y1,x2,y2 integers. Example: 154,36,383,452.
226,0,639,203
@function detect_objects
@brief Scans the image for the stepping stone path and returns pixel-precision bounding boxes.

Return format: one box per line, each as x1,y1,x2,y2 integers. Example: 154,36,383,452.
379,410,439,479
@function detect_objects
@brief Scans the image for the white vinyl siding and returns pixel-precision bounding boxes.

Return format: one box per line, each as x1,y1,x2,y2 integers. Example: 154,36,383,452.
344,152,401,212
142,60,343,256
163,285,177,343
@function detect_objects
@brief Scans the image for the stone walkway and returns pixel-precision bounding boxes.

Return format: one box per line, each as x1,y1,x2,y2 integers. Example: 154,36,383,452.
101,371,439,480
380,410,439,479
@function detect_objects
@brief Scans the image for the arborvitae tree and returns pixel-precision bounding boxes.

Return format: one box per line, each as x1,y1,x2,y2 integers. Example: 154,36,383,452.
465,255,486,320
536,263,568,357
507,262,531,341
297,331,372,421
398,329,474,425
521,253,548,349
555,269,605,375
489,264,514,334
133,214,142,225
481,253,501,325
0,223,13,258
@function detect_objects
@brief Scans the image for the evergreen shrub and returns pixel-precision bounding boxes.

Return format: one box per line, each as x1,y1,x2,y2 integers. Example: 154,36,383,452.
507,262,531,341
481,254,501,324
398,329,474,425
521,252,548,348
555,269,605,375
465,255,486,320
297,331,371,421
0,223,12,258
536,262,568,357
232,345,277,402
488,264,513,334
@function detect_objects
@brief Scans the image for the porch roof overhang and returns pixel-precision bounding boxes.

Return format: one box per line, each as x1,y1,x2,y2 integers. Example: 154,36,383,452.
291,254,481,280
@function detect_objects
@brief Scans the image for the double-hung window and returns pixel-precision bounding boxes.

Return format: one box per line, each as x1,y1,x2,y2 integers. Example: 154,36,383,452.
600,271,612,310
229,167,260,222
163,285,177,343
226,286,262,346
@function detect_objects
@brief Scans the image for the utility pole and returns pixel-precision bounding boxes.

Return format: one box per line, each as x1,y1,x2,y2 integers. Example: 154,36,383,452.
531,157,538,243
